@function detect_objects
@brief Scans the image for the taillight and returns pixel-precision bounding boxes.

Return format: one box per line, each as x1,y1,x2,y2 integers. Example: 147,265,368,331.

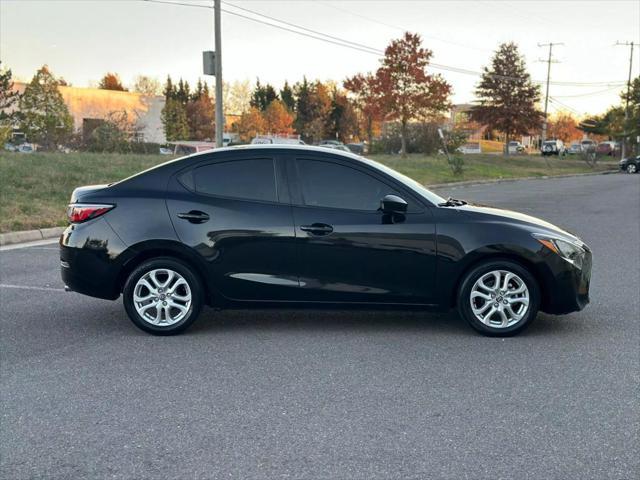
67,204,114,223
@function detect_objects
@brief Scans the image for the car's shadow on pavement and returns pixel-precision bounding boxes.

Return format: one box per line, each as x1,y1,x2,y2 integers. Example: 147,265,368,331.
81,300,588,339
178,307,588,338
184,308,473,337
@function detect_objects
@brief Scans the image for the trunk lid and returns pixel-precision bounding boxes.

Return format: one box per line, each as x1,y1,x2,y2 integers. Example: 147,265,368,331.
69,184,111,203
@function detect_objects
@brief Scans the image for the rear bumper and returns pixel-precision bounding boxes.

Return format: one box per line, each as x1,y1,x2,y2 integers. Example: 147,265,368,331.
59,219,127,300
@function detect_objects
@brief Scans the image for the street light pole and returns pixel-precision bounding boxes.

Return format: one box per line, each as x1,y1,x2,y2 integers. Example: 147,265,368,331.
214,0,224,148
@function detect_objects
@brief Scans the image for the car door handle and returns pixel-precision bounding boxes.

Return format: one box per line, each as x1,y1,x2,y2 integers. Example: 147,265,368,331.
300,223,333,235
177,210,210,224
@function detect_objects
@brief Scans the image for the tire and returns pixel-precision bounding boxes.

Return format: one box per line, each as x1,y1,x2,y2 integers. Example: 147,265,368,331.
457,260,540,337
123,257,204,335
627,163,637,174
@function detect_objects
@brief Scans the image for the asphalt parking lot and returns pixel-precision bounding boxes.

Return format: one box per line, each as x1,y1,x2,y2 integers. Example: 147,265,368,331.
1,173,638,479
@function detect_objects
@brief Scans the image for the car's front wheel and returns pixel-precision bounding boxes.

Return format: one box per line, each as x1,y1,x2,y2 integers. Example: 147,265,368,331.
626,163,637,174
123,257,203,335
458,260,540,336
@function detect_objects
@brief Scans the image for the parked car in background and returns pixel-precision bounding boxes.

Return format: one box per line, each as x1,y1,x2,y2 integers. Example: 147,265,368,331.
251,135,305,145
319,140,343,146
17,143,36,153
567,142,582,154
346,142,367,155
580,139,596,152
507,141,525,154
596,141,619,157
3,142,36,153
619,155,639,173
319,143,351,152
541,139,565,156
61,145,592,337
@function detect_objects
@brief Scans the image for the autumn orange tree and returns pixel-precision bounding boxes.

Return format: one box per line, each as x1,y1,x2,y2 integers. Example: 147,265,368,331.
470,42,542,156
98,72,127,91
374,32,452,157
186,88,215,140
235,107,266,142
344,72,381,147
263,100,294,134
548,112,582,143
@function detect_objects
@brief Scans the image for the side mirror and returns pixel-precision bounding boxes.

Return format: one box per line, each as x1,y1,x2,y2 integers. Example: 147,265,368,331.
380,194,408,214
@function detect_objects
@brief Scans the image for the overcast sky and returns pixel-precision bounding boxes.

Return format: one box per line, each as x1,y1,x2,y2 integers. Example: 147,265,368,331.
1,0,639,117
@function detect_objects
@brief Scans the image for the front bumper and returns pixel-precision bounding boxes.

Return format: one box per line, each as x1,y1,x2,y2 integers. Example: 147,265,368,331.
541,247,592,314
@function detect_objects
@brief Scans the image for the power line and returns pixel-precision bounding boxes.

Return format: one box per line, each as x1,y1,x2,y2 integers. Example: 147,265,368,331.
313,0,493,53
549,97,582,116
553,86,622,98
142,0,628,88
222,1,384,54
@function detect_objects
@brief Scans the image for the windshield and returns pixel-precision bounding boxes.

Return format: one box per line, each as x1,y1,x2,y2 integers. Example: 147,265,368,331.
359,156,446,206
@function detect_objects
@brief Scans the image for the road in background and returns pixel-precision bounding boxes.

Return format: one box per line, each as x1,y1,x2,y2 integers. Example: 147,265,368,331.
1,174,638,479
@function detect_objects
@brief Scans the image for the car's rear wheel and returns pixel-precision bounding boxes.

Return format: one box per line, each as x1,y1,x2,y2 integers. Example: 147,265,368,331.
627,163,637,174
123,257,203,335
458,260,540,336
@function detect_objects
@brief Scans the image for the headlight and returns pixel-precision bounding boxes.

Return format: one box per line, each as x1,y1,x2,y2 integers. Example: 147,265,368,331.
532,233,586,269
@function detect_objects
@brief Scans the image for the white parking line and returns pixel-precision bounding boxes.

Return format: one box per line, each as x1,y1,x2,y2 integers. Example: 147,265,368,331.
0,239,58,252
0,284,66,292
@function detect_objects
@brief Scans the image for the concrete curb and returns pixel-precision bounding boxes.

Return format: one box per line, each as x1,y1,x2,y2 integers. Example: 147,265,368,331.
0,227,65,247
428,169,618,189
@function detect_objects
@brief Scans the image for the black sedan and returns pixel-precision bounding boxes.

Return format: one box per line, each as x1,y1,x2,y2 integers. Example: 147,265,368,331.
619,155,639,173
61,145,592,336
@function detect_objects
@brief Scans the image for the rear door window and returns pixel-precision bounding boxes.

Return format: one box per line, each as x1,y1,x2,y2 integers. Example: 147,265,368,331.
192,158,278,203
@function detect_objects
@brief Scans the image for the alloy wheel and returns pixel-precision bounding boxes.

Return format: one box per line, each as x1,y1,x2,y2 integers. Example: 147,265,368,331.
469,270,530,328
627,164,637,173
133,268,192,326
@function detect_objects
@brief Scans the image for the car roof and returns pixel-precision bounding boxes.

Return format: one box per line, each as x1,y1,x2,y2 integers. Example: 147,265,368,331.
183,144,364,161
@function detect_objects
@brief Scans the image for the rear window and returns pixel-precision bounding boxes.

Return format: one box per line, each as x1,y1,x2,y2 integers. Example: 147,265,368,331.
191,158,277,202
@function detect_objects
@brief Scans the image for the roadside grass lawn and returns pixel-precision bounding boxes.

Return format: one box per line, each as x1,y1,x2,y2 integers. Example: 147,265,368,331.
0,151,617,233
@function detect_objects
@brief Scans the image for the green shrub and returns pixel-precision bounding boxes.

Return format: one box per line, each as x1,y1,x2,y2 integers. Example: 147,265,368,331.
372,122,441,155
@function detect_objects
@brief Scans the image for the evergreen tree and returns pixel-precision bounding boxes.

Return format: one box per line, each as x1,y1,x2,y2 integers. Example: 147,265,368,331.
19,65,73,149
294,79,332,143
263,84,278,108
161,98,189,141
470,42,542,155
280,81,295,111
192,78,205,101
327,88,359,142
250,78,279,111
294,77,312,138
163,75,176,100
176,79,191,104
0,63,20,144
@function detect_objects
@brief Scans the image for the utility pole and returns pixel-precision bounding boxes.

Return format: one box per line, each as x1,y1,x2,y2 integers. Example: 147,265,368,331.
214,0,224,148
615,41,637,159
538,42,563,144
